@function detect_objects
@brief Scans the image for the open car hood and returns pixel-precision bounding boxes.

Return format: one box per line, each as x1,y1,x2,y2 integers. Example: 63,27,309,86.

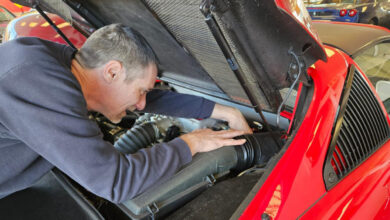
13,0,327,112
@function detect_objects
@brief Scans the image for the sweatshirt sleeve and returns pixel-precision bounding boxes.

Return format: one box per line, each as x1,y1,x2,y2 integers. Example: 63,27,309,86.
0,63,192,203
143,89,215,119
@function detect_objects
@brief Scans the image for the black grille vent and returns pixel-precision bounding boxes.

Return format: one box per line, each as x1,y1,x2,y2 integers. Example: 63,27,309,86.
324,68,390,189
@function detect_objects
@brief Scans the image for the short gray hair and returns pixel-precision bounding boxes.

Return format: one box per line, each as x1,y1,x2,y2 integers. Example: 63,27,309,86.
75,23,158,80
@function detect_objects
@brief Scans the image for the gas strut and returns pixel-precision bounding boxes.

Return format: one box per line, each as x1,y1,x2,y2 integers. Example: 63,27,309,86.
33,3,77,50
200,0,272,132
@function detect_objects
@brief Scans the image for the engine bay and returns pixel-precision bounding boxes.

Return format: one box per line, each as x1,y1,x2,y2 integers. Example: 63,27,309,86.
89,108,284,219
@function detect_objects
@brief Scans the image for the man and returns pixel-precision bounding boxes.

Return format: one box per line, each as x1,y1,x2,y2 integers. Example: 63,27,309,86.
0,24,251,203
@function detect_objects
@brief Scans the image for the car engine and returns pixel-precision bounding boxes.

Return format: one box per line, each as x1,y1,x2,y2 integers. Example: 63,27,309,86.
90,111,283,219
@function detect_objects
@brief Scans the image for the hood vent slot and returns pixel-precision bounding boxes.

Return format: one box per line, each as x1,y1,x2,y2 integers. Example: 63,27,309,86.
324,68,390,189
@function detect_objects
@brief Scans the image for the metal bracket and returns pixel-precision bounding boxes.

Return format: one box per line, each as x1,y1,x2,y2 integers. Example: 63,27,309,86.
276,50,304,128
204,174,216,186
287,52,305,80
199,0,213,15
146,202,159,220
287,49,311,86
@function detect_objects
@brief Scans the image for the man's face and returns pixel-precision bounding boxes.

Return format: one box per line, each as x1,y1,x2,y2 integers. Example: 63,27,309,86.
101,63,157,123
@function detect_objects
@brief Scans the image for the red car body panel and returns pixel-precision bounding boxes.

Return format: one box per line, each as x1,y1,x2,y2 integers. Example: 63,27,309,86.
7,12,86,48
240,46,390,219
302,139,390,219
0,0,29,14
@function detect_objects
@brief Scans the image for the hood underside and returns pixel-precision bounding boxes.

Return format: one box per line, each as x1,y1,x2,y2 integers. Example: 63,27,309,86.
14,0,327,112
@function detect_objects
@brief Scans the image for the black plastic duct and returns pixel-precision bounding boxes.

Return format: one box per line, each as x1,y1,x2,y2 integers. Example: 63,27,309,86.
116,132,281,219
234,133,281,172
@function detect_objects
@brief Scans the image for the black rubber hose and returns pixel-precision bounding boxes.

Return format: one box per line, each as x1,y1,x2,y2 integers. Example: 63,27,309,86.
234,132,281,171
114,122,159,154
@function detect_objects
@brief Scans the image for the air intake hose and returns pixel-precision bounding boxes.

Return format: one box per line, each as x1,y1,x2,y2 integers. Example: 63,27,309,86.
114,122,159,154
120,132,281,217
234,132,281,171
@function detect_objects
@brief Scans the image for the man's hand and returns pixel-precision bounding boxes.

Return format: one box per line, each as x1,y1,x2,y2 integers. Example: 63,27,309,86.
180,129,246,156
210,104,252,134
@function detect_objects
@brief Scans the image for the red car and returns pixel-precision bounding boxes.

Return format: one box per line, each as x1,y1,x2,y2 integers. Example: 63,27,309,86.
0,0,29,15
1,0,389,219
0,5,15,42
3,10,86,48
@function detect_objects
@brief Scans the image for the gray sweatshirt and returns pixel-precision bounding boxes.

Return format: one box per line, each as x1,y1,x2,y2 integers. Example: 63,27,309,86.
0,37,215,203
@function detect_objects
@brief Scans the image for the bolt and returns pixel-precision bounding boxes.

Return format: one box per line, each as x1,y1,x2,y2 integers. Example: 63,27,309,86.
291,64,298,70
328,172,336,183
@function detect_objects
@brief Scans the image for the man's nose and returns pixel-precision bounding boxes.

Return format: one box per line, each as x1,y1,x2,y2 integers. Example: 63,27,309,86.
135,95,146,110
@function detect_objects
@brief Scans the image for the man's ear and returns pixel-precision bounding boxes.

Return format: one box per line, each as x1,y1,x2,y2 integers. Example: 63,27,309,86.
102,60,124,83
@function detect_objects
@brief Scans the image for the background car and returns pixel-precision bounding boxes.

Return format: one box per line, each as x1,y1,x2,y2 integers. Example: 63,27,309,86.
305,0,390,28
314,20,390,113
0,5,15,42
1,0,389,219
0,0,29,15
3,10,86,48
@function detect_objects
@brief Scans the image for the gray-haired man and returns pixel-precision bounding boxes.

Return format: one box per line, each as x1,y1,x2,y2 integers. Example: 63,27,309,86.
0,24,251,202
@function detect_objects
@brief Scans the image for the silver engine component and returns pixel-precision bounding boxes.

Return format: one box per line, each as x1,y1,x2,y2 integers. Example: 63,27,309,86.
114,114,227,154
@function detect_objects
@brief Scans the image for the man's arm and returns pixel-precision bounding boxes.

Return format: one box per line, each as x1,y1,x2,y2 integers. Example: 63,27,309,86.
210,104,252,134
144,89,252,133
180,129,246,156
143,89,215,119
0,63,193,203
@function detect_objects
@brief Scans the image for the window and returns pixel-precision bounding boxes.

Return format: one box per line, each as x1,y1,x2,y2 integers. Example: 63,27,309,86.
354,42,390,113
